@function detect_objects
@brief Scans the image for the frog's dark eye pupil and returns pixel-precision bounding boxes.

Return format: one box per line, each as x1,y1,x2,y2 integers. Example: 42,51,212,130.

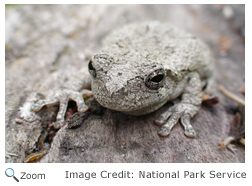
145,69,165,90
88,60,96,78
151,74,164,83
88,60,94,70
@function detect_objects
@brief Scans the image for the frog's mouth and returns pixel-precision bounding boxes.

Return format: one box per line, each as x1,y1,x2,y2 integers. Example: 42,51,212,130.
119,100,168,116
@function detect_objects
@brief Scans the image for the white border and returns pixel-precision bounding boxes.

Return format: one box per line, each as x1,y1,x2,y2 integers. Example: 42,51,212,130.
3,1,251,185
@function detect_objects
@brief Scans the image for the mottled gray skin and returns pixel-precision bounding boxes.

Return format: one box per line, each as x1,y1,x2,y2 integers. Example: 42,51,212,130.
32,22,214,137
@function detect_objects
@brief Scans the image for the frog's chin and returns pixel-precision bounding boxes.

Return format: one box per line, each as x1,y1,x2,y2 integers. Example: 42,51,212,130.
119,100,167,116
96,98,166,116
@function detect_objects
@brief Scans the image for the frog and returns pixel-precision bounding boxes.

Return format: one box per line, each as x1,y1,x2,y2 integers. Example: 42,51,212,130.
31,21,214,138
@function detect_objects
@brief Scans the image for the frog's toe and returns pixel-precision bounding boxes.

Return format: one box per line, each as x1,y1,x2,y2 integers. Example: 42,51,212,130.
158,126,171,137
54,119,65,129
155,111,172,125
31,100,46,111
68,89,90,112
31,96,60,112
31,104,41,112
77,104,89,112
184,128,196,138
155,118,166,125
180,111,197,137
157,111,181,136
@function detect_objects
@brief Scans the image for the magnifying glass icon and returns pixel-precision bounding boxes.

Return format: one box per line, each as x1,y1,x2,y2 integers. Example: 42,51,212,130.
5,168,19,182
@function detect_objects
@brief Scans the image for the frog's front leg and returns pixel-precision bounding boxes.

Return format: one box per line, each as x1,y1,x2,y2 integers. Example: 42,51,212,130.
155,72,202,137
31,66,92,128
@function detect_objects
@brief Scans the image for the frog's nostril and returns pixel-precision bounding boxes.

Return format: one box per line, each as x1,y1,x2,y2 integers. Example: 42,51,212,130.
118,87,128,95
105,84,128,97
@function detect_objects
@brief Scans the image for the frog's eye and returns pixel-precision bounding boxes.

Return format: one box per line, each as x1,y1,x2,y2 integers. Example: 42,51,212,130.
88,59,96,78
145,69,165,90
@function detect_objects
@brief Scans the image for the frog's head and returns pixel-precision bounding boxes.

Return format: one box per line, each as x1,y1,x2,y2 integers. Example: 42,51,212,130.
88,53,177,115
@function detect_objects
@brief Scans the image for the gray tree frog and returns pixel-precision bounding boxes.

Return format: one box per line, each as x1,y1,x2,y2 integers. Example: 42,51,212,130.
31,21,214,137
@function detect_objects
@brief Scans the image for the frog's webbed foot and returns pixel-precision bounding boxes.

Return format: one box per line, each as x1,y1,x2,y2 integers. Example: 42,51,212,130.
155,103,199,138
31,89,92,128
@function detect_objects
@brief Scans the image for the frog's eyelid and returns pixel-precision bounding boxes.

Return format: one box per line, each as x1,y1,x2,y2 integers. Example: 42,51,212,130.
145,68,165,90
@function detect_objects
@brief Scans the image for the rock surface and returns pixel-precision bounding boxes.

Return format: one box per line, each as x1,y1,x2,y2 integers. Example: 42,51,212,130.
5,4,245,163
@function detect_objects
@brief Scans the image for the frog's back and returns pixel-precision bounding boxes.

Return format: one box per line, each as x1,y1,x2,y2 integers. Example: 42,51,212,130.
101,21,214,81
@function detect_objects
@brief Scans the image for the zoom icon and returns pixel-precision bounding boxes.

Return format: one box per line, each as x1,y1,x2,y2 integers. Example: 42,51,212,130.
5,168,19,182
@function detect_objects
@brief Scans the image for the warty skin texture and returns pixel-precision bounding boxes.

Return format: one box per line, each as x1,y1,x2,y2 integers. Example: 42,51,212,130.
32,21,214,137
